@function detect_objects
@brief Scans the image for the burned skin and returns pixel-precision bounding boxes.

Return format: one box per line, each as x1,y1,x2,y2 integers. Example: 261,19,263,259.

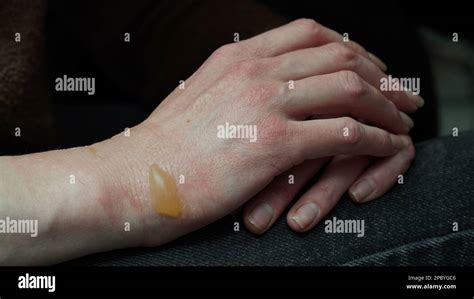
84,146,182,217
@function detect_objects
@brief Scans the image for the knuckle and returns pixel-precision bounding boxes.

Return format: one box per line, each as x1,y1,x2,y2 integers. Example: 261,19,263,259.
330,42,358,68
269,55,286,72
269,55,294,81
271,122,302,165
257,115,290,143
295,18,321,38
211,43,239,60
349,41,368,57
339,70,367,98
242,82,280,105
314,183,333,203
379,131,393,150
227,59,263,79
338,117,362,145
296,18,318,29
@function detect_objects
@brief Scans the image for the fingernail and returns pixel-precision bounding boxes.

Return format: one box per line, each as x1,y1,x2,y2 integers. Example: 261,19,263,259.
405,90,425,108
368,52,387,71
350,179,376,203
415,96,425,108
248,203,274,232
291,203,319,230
390,134,404,150
401,136,411,148
400,111,414,129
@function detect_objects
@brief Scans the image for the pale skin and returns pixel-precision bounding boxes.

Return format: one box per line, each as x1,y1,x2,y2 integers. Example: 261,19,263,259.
0,19,422,265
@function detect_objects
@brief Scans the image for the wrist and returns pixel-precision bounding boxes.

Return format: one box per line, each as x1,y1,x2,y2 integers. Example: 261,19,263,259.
97,122,208,247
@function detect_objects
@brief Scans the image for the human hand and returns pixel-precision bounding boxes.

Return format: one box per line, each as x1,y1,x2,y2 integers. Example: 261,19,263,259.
105,19,419,246
241,20,422,234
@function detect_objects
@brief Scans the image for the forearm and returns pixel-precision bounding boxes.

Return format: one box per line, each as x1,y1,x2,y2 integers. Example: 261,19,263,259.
0,120,214,265
0,139,143,265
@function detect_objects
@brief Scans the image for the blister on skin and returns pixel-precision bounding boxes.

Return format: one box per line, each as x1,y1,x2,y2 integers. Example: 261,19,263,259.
149,164,182,217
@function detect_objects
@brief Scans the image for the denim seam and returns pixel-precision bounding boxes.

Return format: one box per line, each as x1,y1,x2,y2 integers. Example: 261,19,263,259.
340,229,474,266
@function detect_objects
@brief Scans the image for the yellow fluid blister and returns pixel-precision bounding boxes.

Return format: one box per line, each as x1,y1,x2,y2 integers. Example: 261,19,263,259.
149,164,182,217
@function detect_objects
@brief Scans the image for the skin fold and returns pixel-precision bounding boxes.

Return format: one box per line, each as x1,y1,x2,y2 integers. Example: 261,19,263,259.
0,19,421,265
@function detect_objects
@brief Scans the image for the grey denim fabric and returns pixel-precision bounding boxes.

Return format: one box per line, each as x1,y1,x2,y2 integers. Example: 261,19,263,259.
66,132,474,266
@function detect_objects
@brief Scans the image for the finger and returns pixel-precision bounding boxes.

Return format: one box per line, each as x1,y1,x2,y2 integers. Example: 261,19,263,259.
243,159,328,234
287,155,370,232
275,42,423,112
242,19,386,69
289,117,409,160
348,138,415,203
367,52,387,71
286,71,413,134
183,20,389,103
